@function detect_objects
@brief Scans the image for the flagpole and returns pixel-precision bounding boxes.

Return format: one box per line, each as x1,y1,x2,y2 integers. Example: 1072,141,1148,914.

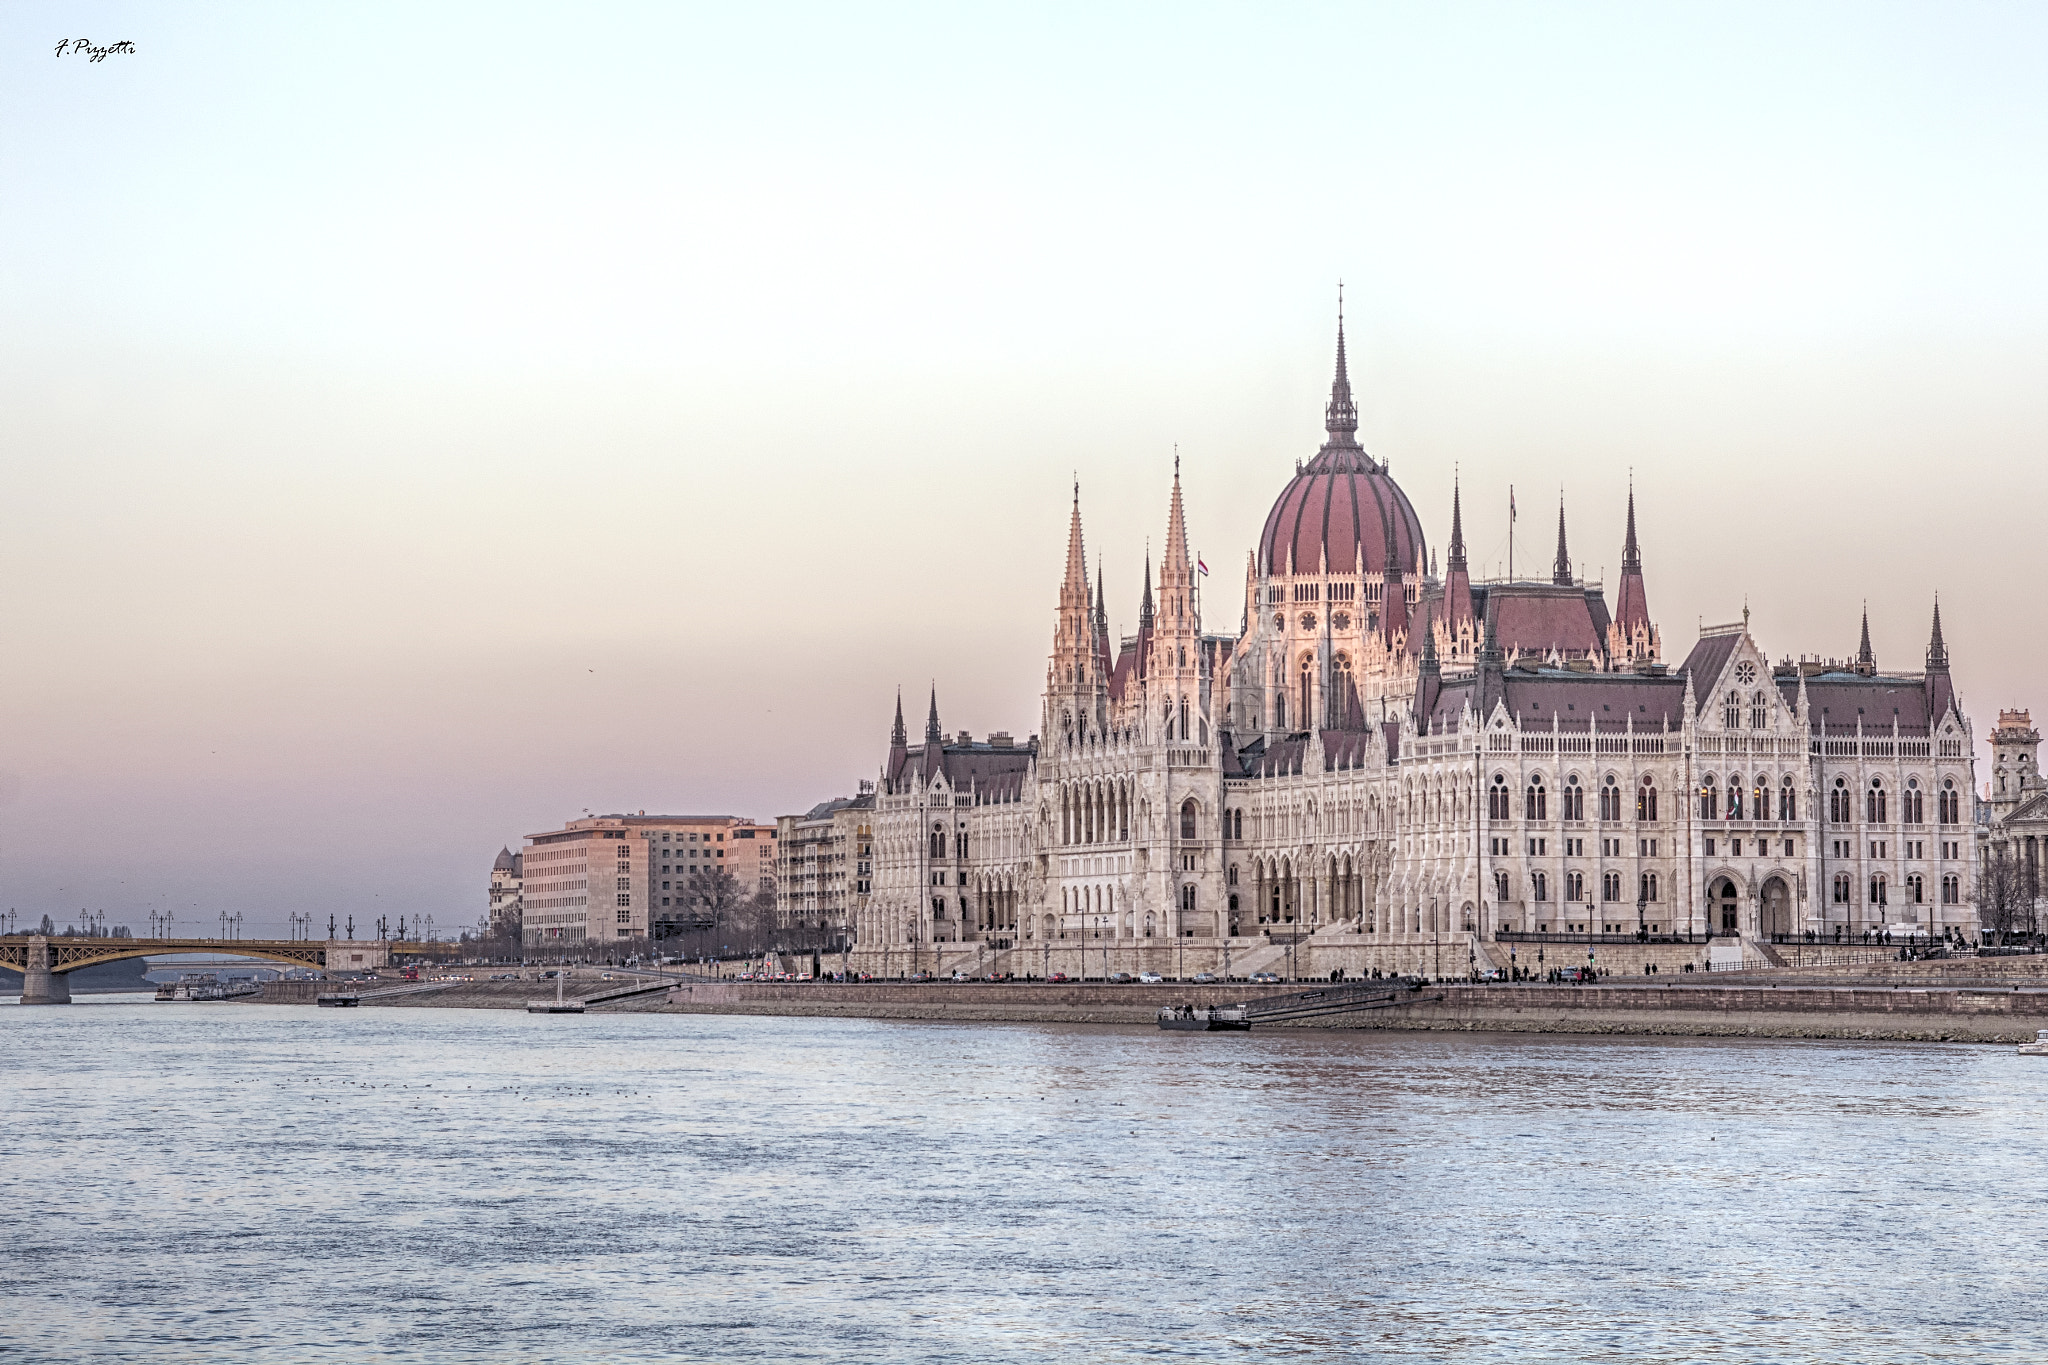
1508,484,1515,582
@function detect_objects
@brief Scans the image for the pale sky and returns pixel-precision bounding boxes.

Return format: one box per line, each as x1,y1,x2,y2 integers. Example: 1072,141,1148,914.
3,2,2046,935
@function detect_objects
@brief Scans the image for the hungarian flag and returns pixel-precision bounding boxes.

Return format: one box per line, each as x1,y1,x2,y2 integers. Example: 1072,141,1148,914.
1510,486,1516,523
1196,555,1209,576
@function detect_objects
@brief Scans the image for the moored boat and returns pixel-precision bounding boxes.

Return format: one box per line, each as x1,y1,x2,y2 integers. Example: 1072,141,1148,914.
1157,1003,1250,1032
2018,1029,2048,1056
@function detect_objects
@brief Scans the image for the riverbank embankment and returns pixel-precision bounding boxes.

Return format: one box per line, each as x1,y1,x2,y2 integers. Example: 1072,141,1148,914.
231,972,2048,1042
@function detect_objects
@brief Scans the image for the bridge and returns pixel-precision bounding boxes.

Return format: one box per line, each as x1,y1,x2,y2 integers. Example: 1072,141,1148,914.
0,935,459,1004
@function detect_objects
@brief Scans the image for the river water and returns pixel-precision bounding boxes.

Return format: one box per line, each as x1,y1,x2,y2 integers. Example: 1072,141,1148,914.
2,997,2044,1363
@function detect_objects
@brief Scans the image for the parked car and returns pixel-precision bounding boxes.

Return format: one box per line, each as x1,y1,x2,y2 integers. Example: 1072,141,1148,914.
1108,971,1134,984
1137,972,1164,984
951,971,973,982
1191,971,1219,984
1049,972,1071,983
1249,971,1281,984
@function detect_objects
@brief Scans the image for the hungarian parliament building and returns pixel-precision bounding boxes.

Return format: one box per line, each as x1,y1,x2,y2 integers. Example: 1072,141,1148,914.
849,324,1978,976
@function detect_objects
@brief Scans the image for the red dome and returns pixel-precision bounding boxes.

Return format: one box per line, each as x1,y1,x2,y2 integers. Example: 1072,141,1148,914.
1259,319,1428,578
1258,448,1426,578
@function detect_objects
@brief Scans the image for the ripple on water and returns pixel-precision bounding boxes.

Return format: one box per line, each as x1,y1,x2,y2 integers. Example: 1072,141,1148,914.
0,1001,2044,1363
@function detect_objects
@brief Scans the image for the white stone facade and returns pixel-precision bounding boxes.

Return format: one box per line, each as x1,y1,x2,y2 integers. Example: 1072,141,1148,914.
851,329,1979,976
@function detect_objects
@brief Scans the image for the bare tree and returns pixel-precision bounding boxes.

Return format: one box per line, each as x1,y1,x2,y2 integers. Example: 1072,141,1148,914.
1976,845,2036,944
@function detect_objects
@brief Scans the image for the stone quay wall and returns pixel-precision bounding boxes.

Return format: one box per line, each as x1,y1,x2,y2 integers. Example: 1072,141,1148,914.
651,979,2048,1042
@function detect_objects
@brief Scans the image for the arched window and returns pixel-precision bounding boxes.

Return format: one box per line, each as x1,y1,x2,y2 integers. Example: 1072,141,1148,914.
1728,778,1744,820
1723,690,1740,729
1233,809,1244,840
1565,870,1584,901
955,825,969,858
1179,799,1197,841
1906,873,1924,904
1178,885,1194,914
1833,872,1851,904
1869,874,1887,906
1781,775,1796,822
1227,864,1238,885
1829,777,1849,825
1600,775,1621,822
1939,778,1959,825
930,823,945,859
1532,871,1549,902
1638,775,1658,822
1563,774,1584,821
1489,775,1511,821
1699,774,1718,820
1274,691,1286,730
1332,653,1353,727
1750,691,1768,729
1299,655,1315,732
1525,776,1547,822
1752,775,1769,822
1867,779,1887,825
1494,870,1510,901
1904,778,1924,825
1178,697,1189,741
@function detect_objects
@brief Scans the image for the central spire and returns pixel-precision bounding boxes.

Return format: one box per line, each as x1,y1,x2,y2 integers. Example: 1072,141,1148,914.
925,686,942,744
1323,286,1360,448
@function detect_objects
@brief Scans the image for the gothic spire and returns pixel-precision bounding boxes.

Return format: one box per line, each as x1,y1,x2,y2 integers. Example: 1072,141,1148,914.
1552,497,1572,586
1323,287,1359,446
1621,479,1642,575
925,686,942,744
1448,476,1467,572
1093,559,1107,638
1061,481,1087,606
890,689,906,748
1139,546,1155,630
1927,597,1948,671
1857,604,1875,673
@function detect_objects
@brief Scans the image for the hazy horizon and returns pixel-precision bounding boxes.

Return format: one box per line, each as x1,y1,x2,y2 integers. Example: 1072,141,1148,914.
5,3,2047,935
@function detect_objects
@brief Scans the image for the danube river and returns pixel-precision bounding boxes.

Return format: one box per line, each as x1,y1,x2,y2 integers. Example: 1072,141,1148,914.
3,998,2044,1362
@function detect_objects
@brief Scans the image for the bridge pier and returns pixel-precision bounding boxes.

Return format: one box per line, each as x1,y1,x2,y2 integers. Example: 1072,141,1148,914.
19,937,71,1005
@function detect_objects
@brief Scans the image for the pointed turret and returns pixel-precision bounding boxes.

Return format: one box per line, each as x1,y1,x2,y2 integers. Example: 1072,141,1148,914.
1608,481,1659,668
1139,548,1155,631
1048,482,1097,710
1856,604,1876,676
925,686,942,745
1379,506,1408,645
1414,616,1442,728
884,688,909,792
1926,596,1953,720
1442,476,1476,648
1552,498,1572,586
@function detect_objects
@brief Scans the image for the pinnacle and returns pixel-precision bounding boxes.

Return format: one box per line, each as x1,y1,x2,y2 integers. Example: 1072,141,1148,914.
1552,498,1572,586
1621,482,1642,574
1448,477,1467,572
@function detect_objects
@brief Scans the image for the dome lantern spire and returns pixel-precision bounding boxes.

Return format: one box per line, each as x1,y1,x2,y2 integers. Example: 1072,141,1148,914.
1322,284,1360,450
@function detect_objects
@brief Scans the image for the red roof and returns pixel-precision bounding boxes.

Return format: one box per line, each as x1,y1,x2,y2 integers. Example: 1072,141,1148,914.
1257,447,1425,579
